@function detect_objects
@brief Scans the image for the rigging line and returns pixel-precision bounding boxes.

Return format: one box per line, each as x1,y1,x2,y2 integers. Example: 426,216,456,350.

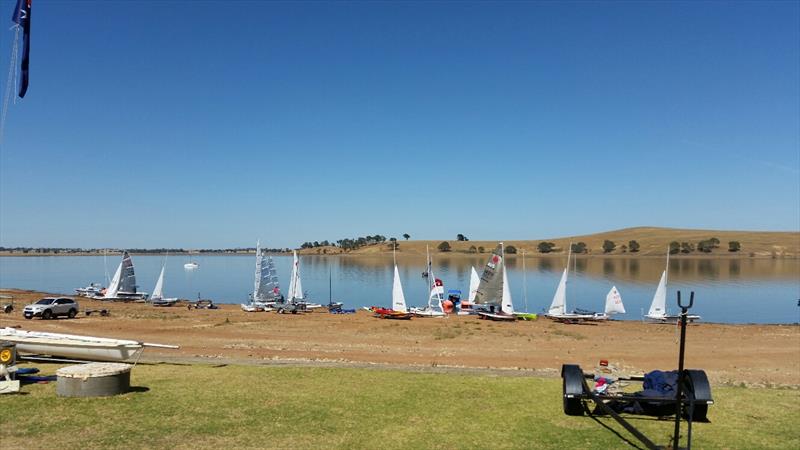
0,26,21,145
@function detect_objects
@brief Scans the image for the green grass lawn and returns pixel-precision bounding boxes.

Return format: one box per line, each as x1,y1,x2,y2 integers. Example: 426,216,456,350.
2,363,798,449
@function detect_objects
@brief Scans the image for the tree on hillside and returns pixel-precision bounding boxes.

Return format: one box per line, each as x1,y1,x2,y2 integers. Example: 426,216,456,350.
537,242,556,253
478,246,485,253
403,233,410,241
388,238,399,250
602,240,616,253
710,237,720,248
505,245,517,254
437,241,451,252
456,234,468,241
728,241,741,252
680,242,694,254
628,240,640,253
697,240,714,253
468,245,477,253
669,241,680,255
570,242,587,254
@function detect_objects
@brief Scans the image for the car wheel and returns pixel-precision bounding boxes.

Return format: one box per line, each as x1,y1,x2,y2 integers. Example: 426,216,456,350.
24,315,32,320
68,309,77,319
42,309,53,320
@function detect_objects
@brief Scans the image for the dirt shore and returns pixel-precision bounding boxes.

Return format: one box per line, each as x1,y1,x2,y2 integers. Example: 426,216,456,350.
2,289,798,386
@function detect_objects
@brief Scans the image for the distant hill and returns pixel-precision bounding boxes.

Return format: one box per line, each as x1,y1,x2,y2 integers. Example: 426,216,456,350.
297,227,800,258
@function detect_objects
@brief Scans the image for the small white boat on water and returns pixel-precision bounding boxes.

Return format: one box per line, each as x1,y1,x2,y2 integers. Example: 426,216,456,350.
184,261,199,270
0,327,178,362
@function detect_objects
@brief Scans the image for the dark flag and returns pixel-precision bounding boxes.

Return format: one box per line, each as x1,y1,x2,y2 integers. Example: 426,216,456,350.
11,0,31,98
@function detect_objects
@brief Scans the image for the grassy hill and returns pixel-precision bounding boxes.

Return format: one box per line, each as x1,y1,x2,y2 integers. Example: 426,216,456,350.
298,227,800,258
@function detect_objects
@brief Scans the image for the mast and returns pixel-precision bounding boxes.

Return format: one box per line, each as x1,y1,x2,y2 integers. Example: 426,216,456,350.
522,250,528,313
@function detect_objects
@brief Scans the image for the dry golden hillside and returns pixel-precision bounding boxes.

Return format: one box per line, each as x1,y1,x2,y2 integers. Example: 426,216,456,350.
297,227,799,258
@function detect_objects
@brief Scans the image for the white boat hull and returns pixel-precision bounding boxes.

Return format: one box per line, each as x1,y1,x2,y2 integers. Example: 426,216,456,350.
0,328,145,362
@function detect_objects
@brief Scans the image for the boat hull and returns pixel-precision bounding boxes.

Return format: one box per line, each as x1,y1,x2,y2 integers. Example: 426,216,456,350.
477,311,516,321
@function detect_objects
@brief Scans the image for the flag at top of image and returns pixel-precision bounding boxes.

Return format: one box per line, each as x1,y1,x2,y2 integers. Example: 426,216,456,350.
11,0,31,98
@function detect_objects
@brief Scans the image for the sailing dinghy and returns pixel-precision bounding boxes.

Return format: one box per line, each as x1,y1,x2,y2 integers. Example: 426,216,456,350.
0,327,178,362
644,250,701,323
96,251,148,301
371,251,412,319
545,247,606,323
473,244,516,321
410,247,446,317
151,258,178,306
456,266,481,315
241,241,279,312
284,251,322,312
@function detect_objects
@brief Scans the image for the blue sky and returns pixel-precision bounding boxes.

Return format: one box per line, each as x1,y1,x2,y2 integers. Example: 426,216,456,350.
0,1,797,248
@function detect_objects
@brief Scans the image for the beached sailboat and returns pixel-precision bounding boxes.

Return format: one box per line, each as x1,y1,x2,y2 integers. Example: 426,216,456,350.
410,247,446,317
241,241,279,312
285,251,322,311
96,251,148,301
545,247,600,323
455,266,481,315
0,327,178,362
473,244,516,321
371,251,413,319
644,251,701,323
151,258,178,307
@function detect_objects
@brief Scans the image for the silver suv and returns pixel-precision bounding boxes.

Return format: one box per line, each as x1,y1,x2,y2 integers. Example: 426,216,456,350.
23,297,79,320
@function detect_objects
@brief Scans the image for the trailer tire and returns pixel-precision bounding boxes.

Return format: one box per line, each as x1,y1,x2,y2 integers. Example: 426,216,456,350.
561,364,585,416
685,369,712,422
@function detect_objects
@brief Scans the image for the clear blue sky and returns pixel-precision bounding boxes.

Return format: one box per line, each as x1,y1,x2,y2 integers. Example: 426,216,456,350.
0,1,798,248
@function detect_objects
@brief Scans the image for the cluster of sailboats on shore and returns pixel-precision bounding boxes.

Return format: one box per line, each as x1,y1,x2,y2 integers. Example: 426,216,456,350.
75,242,700,324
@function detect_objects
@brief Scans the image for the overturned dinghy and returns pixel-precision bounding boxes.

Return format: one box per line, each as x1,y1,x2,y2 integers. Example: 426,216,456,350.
0,327,178,362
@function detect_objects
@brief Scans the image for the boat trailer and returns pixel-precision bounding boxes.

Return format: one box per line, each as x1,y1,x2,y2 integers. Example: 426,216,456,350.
561,291,713,449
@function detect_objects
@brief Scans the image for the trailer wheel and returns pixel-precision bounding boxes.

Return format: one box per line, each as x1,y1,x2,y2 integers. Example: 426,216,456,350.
685,369,712,422
561,364,585,416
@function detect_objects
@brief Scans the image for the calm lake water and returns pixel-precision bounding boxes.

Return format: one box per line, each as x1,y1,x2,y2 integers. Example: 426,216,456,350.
1,255,798,324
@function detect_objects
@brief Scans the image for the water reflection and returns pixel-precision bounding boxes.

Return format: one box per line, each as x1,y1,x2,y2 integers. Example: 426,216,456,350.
1,255,798,324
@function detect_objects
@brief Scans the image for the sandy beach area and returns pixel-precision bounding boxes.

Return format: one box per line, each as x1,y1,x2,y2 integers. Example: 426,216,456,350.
1,289,798,387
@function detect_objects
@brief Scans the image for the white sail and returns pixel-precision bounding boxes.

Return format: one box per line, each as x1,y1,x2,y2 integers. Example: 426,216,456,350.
604,285,625,315
392,264,407,312
253,241,262,300
548,268,568,315
288,251,304,300
105,260,123,298
152,266,165,301
648,271,668,317
501,267,514,314
468,266,480,303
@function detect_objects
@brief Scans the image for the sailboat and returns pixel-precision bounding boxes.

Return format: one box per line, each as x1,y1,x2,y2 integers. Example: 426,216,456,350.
241,241,280,312
370,249,413,319
514,251,538,320
184,252,199,270
644,250,701,323
97,251,148,301
545,247,601,323
285,250,322,311
410,247,446,317
473,244,516,321
151,257,178,307
456,266,481,315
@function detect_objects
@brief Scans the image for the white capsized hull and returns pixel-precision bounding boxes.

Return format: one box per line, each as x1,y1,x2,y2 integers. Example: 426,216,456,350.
1,327,144,362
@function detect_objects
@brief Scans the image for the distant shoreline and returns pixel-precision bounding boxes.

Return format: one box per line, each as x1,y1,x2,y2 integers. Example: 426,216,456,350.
0,250,796,259
2,226,797,259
